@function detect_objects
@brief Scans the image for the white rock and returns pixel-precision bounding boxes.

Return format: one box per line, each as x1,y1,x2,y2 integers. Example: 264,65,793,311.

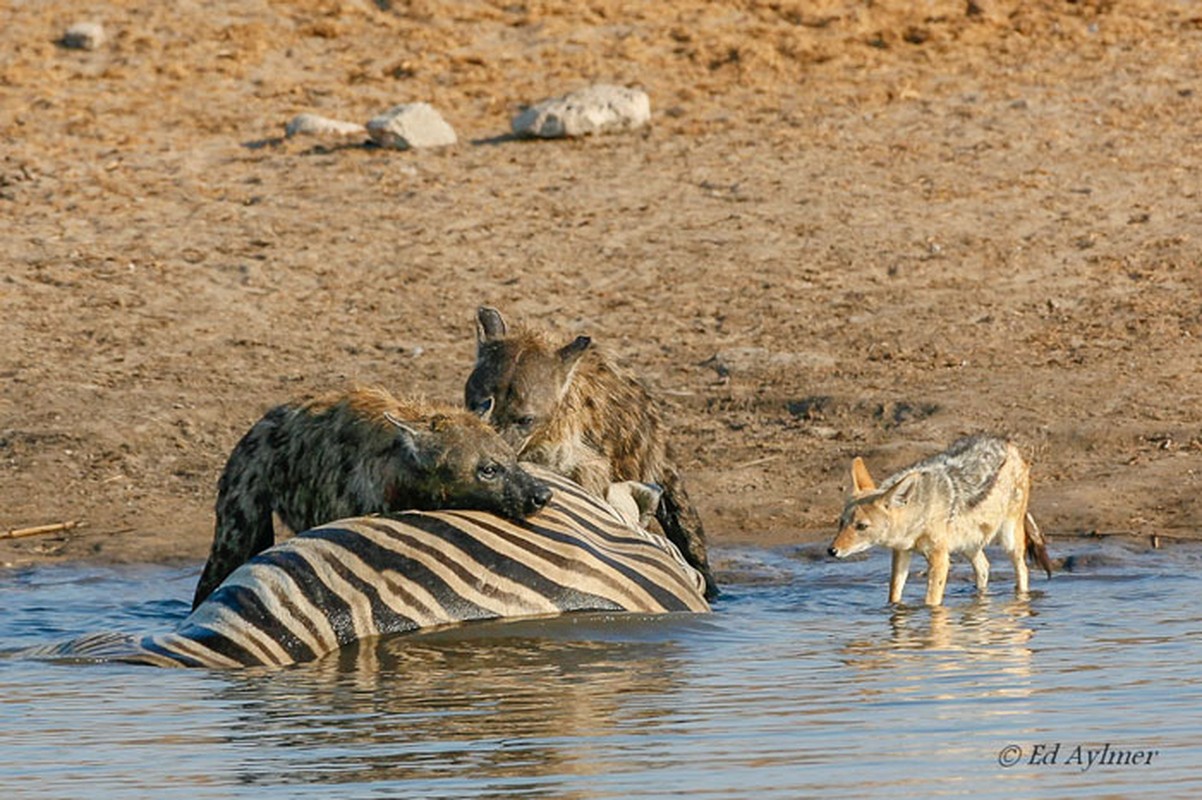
285,113,367,139
366,103,457,150
62,21,106,50
512,84,651,138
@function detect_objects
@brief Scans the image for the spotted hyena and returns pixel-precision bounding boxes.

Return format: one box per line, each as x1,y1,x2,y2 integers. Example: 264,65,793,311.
192,386,552,608
464,306,717,598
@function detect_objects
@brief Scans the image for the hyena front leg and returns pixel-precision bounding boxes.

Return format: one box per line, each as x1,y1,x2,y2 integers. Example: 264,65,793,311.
192,499,273,609
889,549,912,604
969,549,990,593
656,467,716,599
193,425,278,609
924,547,951,606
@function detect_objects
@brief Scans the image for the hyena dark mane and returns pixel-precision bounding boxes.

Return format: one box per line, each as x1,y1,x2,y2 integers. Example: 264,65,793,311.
465,306,717,598
192,386,551,608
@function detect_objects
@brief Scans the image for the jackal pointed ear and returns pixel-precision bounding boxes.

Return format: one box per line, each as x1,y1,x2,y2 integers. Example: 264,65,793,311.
476,306,507,344
884,473,919,508
850,457,876,493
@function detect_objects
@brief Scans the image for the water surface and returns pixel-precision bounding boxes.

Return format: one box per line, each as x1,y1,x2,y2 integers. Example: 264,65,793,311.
3,537,1200,799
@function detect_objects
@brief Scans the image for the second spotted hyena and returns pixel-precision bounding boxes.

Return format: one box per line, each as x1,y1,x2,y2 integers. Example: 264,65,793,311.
464,306,717,598
191,386,552,608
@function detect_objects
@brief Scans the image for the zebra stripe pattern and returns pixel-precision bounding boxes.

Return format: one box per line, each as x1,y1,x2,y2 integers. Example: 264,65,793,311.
27,467,710,668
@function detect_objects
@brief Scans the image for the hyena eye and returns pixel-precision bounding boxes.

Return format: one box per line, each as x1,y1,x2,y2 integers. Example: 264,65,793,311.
854,521,869,531
516,415,536,430
477,462,500,482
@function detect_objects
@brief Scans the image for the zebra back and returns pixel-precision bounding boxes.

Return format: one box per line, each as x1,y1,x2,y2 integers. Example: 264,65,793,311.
27,467,709,668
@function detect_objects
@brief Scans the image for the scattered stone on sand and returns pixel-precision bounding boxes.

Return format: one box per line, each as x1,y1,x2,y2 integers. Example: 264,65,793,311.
61,21,106,50
511,84,651,138
366,103,457,150
284,113,368,140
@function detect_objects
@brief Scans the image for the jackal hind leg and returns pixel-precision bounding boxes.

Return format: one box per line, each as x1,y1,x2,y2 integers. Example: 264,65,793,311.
1004,515,1030,594
889,549,912,604
924,547,951,606
969,549,990,593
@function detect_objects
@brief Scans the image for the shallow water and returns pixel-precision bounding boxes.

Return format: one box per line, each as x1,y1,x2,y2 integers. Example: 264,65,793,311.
3,538,1201,799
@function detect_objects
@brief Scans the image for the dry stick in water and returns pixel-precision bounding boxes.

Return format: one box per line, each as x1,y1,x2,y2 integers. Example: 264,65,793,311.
1,521,81,540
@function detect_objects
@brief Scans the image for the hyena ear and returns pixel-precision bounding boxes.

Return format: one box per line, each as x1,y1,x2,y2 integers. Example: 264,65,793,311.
850,457,876,493
556,335,592,398
471,395,495,421
384,412,427,463
476,306,507,344
558,335,591,366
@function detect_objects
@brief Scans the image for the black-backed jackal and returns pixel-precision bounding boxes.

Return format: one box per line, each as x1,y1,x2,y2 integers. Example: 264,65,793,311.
828,434,1052,606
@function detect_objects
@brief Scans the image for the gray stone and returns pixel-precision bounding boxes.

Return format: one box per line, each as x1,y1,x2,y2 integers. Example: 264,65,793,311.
512,84,651,138
285,113,367,139
62,21,106,51
366,103,457,150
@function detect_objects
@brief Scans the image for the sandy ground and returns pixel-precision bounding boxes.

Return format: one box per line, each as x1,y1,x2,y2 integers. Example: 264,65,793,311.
3,0,1201,576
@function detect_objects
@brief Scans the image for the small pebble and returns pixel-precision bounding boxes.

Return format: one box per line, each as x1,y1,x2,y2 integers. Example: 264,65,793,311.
62,21,106,50
512,84,651,138
366,103,457,150
285,113,367,139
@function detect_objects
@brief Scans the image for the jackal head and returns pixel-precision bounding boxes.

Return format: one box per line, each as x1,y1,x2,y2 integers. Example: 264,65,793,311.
385,411,552,519
828,457,920,558
464,306,591,452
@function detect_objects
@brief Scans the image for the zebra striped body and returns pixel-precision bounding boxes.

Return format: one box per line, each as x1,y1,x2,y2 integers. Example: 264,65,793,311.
27,467,709,668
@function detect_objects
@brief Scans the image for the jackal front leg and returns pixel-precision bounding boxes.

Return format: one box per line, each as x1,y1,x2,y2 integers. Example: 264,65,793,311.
924,547,951,606
969,549,990,593
889,548,912,604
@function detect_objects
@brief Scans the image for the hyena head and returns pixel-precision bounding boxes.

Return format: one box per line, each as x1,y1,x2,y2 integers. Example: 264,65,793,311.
386,410,552,519
605,481,664,529
828,457,920,558
464,306,591,452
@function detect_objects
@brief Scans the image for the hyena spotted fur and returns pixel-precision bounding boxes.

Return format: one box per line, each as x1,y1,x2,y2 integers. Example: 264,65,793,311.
464,306,717,599
192,386,552,609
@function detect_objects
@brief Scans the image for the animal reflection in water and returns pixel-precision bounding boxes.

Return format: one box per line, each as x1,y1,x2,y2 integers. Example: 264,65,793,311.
838,596,1039,694
197,617,697,787
23,468,709,668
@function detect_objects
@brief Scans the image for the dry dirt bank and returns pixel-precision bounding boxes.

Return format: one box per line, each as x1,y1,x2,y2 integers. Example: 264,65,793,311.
2,1,1201,572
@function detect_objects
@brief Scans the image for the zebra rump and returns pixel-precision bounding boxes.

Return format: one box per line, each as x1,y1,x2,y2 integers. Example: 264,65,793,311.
25,467,710,669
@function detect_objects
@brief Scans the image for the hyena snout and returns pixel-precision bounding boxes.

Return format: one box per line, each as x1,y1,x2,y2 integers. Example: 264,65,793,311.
827,546,839,558
506,469,553,518
528,483,553,514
